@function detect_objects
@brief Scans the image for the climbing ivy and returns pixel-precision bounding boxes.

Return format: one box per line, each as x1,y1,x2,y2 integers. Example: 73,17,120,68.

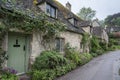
81,33,90,52
0,1,66,67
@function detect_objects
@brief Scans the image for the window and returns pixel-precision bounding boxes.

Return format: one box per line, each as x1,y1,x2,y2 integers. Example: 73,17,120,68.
74,19,78,26
68,18,78,26
46,4,57,18
55,38,65,52
80,42,83,49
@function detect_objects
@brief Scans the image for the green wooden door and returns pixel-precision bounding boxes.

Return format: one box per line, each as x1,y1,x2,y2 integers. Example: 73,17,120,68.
8,33,29,73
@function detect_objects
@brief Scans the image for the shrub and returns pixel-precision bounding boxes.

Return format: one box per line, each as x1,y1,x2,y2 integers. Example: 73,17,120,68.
31,50,75,80
31,49,93,80
0,50,7,68
90,53,98,57
31,70,56,80
99,42,108,51
66,51,81,66
78,53,93,65
82,53,93,62
33,51,68,70
0,67,18,80
65,44,93,66
55,62,76,77
90,36,108,55
30,61,76,80
65,45,81,65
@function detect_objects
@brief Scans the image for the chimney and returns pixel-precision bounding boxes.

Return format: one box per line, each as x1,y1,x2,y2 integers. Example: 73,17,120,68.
66,2,71,11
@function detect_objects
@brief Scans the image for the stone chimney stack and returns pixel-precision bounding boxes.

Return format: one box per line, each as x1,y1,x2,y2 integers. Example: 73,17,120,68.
66,2,71,11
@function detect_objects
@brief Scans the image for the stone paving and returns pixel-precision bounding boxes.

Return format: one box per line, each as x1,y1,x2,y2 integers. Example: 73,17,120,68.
56,51,120,80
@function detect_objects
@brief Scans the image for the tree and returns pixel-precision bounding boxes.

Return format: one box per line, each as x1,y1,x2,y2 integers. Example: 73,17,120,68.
105,13,120,26
77,7,96,21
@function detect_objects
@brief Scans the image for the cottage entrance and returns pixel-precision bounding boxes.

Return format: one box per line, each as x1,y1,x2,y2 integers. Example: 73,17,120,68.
7,33,30,74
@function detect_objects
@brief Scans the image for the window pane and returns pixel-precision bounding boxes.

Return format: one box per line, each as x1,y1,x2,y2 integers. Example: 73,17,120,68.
55,38,64,52
55,38,60,51
80,42,83,49
74,19,77,26
60,39,65,52
46,4,50,14
51,7,56,18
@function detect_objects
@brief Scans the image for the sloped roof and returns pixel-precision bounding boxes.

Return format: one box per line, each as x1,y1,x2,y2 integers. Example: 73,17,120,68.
1,0,85,34
106,26,120,33
92,27,103,38
79,21,92,27
37,0,85,34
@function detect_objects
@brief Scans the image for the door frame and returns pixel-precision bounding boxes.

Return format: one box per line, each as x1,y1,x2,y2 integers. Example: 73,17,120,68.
7,32,31,74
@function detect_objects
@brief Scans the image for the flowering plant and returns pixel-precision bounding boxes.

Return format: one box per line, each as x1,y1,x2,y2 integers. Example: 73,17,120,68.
2,67,18,74
0,67,18,80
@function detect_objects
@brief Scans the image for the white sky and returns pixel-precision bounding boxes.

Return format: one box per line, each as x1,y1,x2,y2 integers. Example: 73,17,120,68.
58,0,120,20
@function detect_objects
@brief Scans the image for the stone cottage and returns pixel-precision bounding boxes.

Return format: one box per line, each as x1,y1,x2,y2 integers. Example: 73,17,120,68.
0,0,91,74
92,19,109,43
106,26,120,44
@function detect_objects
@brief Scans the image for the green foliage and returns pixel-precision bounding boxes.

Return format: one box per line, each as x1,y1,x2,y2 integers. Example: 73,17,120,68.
65,43,93,66
31,62,76,80
0,68,18,80
0,33,7,68
105,12,120,26
108,38,120,50
0,1,66,45
33,51,68,70
31,70,56,80
81,33,90,52
82,33,90,44
90,36,108,56
90,36,101,53
99,42,108,51
30,50,77,80
77,7,96,21
0,1,66,67
0,51,7,68
0,74,18,80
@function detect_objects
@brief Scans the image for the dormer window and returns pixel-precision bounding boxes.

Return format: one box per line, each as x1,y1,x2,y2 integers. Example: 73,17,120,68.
74,19,78,26
46,3,57,18
68,18,78,27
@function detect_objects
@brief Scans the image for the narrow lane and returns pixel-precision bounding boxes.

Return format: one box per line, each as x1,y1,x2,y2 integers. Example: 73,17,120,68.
57,51,120,80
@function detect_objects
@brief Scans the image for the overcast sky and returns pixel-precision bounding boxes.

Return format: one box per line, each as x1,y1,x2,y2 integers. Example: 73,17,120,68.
58,0,120,20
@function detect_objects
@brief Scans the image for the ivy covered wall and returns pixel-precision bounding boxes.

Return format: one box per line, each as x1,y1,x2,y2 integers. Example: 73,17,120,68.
0,1,66,67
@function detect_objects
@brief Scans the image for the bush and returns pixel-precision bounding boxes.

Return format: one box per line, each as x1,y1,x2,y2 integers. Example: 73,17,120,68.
78,53,93,65
90,36,108,55
82,53,93,62
33,51,68,70
108,38,120,51
65,44,93,66
0,67,18,80
30,61,76,80
31,49,93,80
55,62,76,77
90,53,98,57
31,50,76,80
99,42,108,51
31,70,56,80
64,43,81,65
66,51,81,66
